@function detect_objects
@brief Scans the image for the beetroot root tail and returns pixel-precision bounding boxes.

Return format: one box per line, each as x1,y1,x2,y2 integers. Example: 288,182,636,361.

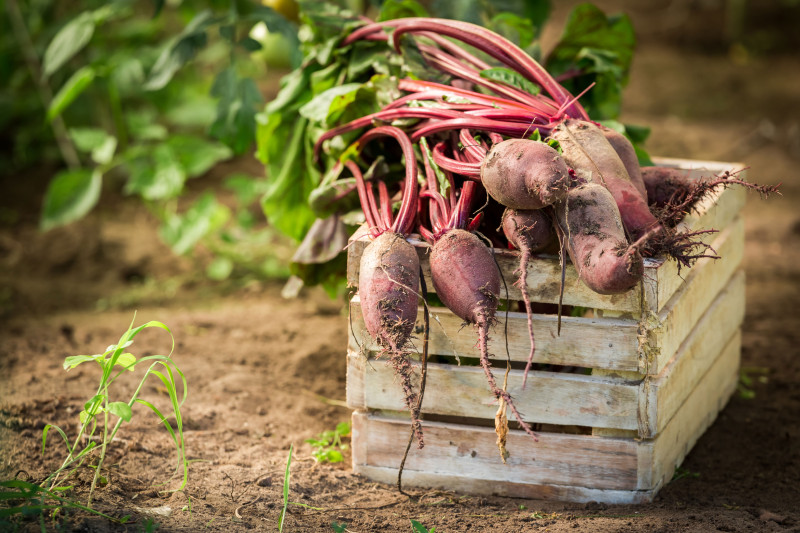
515,246,536,389
477,318,539,442
386,344,424,448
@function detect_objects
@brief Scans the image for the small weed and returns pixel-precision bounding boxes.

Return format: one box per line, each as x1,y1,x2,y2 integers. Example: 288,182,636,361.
139,518,159,532
331,521,347,532
518,504,527,510
305,422,350,463
530,511,560,520
0,316,187,528
279,444,293,533
738,367,769,399
411,519,435,533
672,466,700,481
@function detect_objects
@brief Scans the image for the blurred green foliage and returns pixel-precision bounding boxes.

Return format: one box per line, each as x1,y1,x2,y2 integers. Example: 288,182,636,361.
2,0,300,281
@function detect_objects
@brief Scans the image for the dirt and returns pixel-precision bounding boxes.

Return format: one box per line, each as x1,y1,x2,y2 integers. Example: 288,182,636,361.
2,2,800,531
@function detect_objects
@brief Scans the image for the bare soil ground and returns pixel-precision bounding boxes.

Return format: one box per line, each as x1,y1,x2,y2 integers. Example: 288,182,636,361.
2,2,799,531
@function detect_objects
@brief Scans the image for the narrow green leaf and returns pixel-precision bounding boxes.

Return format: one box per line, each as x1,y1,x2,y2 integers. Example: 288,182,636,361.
479,67,541,95
40,168,102,231
47,66,96,121
43,13,95,77
84,394,105,413
63,354,98,370
419,137,449,198
410,519,432,533
108,402,132,422
279,444,292,533
41,424,72,455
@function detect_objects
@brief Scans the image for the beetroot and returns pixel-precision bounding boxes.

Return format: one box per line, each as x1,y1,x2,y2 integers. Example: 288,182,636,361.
481,139,570,210
429,228,539,442
554,182,644,295
641,166,692,208
550,119,658,240
600,126,648,201
358,232,420,349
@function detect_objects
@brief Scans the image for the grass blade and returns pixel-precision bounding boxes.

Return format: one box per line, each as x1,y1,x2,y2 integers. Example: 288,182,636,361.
279,444,292,533
41,424,72,455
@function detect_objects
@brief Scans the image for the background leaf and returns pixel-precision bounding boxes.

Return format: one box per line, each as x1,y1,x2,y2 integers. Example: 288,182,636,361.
43,12,95,77
545,4,635,120
210,69,263,154
160,192,230,255
41,169,102,231
124,144,185,200
165,135,232,177
144,10,214,91
47,66,96,121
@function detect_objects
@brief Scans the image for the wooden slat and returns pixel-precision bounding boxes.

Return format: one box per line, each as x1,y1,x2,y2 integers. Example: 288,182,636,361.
349,297,641,371
352,464,655,504
647,188,746,312
650,156,745,175
347,174,744,315
639,271,744,437
641,217,744,374
352,412,641,491
349,331,740,500
346,350,640,430
641,330,740,490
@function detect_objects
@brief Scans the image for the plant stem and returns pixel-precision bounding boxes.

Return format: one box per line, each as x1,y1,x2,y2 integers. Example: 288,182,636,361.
107,80,128,151
87,396,111,507
5,0,81,170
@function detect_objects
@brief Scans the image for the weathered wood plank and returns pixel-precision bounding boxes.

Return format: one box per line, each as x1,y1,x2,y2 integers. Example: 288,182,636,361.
351,412,641,491
639,271,744,437
353,464,655,504
648,190,746,313
642,217,744,374
349,296,641,371
640,330,740,490
346,347,367,410
346,350,641,430
650,156,746,176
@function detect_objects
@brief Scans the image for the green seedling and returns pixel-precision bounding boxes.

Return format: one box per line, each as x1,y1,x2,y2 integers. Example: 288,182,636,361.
43,316,188,504
1,316,188,529
279,444,293,533
331,521,347,532
738,366,769,399
305,422,350,463
672,466,700,481
411,519,435,532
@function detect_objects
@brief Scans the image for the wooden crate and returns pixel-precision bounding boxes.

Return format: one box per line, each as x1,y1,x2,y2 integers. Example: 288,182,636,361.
345,158,746,504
